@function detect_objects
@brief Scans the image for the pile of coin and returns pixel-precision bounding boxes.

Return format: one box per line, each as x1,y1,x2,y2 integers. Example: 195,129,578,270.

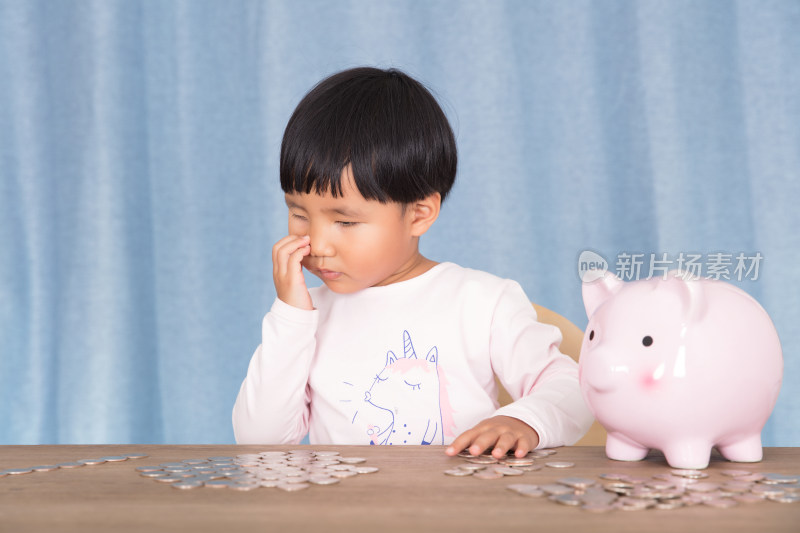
136,450,378,491
444,449,572,479
0,453,148,477
506,468,800,512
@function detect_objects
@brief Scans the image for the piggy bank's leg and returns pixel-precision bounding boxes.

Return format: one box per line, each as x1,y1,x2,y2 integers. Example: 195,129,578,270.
661,441,712,470
605,432,649,462
717,434,763,463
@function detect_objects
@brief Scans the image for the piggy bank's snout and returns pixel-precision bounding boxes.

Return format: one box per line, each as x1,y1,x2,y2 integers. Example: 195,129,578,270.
580,348,623,393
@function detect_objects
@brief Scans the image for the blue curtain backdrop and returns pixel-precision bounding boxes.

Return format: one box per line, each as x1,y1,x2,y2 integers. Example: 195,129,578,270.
1,0,798,445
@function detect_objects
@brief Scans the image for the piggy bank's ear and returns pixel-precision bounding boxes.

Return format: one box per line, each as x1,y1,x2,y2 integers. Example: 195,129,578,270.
582,270,624,318
669,270,707,322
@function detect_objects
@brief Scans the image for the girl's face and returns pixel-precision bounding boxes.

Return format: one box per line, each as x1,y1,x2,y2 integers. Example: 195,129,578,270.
285,167,437,293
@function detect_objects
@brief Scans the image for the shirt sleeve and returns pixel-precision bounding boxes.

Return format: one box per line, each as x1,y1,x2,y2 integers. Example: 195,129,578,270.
232,297,318,444
488,281,594,448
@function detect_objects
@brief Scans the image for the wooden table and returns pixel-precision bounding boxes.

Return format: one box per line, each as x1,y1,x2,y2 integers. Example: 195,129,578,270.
0,445,798,532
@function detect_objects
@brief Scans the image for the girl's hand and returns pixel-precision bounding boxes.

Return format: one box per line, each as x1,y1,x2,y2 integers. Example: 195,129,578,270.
444,415,540,459
272,234,313,310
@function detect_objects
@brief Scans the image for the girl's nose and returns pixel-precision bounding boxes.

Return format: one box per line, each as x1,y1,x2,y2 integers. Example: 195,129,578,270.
309,225,334,257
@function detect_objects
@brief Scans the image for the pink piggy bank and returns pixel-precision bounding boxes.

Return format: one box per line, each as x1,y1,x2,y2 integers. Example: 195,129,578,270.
579,270,782,469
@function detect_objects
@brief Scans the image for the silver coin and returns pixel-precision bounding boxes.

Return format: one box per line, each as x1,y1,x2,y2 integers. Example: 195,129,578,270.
172,480,203,490
465,456,498,465
31,465,59,472
645,480,675,491
329,470,358,479
164,466,192,473
57,462,83,469
204,479,232,489
277,482,310,492
581,487,619,505
309,476,340,485
558,477,596,489
545,461,575,469
354,466,379,474
767,493,800,503
195,473,224,482
458,464,486,472
140,471,169,478
282,475,310,484
551,493,582,506
751,484,785,497
599,472,629,481
472,470,504,480
208,456,234,462
531,449,557,458
761,473,799,484
444,469,473,477
337,457,366,464
719,469,752,477
541,484,574,495
735,472,765,482
313,451,340,457
125,453,148,460
159,462,186,468
779,482,800,492
77,458,107,466
155,476,183,483
670,469,708,479
604,481,634,490
615,497,653,511
182,459,207,465
493,466,524,476
101,456,129,462
260,479,281,488
502,457,535,467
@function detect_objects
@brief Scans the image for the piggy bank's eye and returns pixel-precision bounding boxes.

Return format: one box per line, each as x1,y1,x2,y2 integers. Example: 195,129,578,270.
642,335,653,347
589,330,595,341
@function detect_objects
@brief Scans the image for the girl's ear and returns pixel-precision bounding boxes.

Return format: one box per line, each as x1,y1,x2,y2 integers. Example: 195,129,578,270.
408,193,441,237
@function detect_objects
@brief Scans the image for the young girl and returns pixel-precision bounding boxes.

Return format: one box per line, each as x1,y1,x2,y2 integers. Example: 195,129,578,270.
233,67,592,458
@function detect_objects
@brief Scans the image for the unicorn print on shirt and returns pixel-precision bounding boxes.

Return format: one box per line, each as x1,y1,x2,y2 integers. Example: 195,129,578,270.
361,330,454,445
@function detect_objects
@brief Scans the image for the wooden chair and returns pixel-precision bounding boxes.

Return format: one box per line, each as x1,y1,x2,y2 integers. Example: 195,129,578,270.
495,303,606,446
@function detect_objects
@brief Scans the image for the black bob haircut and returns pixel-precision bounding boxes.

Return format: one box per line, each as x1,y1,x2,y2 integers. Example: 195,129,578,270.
280,67,457,204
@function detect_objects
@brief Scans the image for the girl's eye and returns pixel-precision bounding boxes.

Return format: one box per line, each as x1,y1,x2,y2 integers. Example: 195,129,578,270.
337,221,358,227
404,380,421,391
291,213,307,221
